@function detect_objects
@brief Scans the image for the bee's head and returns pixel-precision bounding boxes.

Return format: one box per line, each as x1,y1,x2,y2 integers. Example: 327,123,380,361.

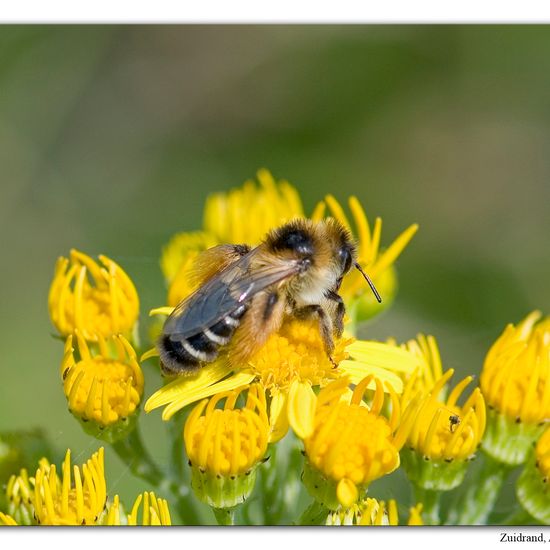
323,219,357,277
324,218,382,303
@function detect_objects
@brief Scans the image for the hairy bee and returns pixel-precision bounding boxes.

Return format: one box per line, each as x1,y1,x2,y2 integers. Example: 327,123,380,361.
158,218,381,376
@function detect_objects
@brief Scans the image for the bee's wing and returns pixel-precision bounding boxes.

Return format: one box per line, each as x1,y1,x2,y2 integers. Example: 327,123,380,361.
163,247,301,340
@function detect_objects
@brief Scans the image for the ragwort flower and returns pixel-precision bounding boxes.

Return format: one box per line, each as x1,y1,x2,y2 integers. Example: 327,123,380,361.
400,366,486,491
184,384,269,509
48,249,139,342
61,331,144,442
480,311,550,465
299,375,409,511
33,448,107,525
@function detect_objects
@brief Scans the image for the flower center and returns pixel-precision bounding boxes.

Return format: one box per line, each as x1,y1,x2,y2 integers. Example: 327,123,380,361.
246,319,348,392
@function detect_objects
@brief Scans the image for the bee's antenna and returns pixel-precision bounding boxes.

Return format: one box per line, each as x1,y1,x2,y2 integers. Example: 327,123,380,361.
354,263,382,303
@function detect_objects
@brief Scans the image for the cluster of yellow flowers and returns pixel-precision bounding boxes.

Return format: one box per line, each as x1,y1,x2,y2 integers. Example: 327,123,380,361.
1,448,171,525
1,169,549,526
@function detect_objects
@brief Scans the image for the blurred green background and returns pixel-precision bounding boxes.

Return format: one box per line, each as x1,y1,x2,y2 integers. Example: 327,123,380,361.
0,25,549,517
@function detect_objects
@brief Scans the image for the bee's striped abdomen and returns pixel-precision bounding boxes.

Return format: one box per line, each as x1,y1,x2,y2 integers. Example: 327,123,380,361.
159,304,249,375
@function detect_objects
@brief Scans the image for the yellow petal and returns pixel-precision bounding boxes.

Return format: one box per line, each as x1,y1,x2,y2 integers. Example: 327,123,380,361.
370,223,419,278
161,371,256,420
149,307,175,317
268,391,290,443
140,347,159,362
336,478,358,508
145,361,233,413
346,340,421,375
287,380,317,440
338,360,404,394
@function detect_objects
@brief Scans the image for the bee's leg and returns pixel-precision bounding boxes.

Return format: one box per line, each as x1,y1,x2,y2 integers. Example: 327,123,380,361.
325,290,345,337
293,304,336,366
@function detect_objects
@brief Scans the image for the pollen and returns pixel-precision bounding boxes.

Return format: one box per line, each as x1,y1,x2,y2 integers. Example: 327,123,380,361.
33,448,107,525
246,318,349,391
48,249,139,341
61,331,144,430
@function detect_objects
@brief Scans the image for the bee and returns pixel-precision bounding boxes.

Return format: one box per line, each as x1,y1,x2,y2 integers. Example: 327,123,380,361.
158,218,381,376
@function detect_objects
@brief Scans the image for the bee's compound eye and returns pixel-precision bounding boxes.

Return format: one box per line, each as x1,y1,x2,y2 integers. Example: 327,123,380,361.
338,247,352,274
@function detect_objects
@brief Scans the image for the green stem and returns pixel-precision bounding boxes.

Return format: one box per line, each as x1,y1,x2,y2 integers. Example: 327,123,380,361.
413,486,441,525
298,500,329,525
111,426,202,525
213,507,235,525
453,453,512,525
111,427,164,487
168,411,187,484
259,444,284,525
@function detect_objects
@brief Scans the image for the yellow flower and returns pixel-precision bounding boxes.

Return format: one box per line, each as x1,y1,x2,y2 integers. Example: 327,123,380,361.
33,448,107,525
299,375,408,510
312,194,418,323
61,331,144,442
480,311,550,465
105,492,172,526
184,384,269,509
516,427,550,524
144,316,420,446
400,366,486,491
48,249,139,341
